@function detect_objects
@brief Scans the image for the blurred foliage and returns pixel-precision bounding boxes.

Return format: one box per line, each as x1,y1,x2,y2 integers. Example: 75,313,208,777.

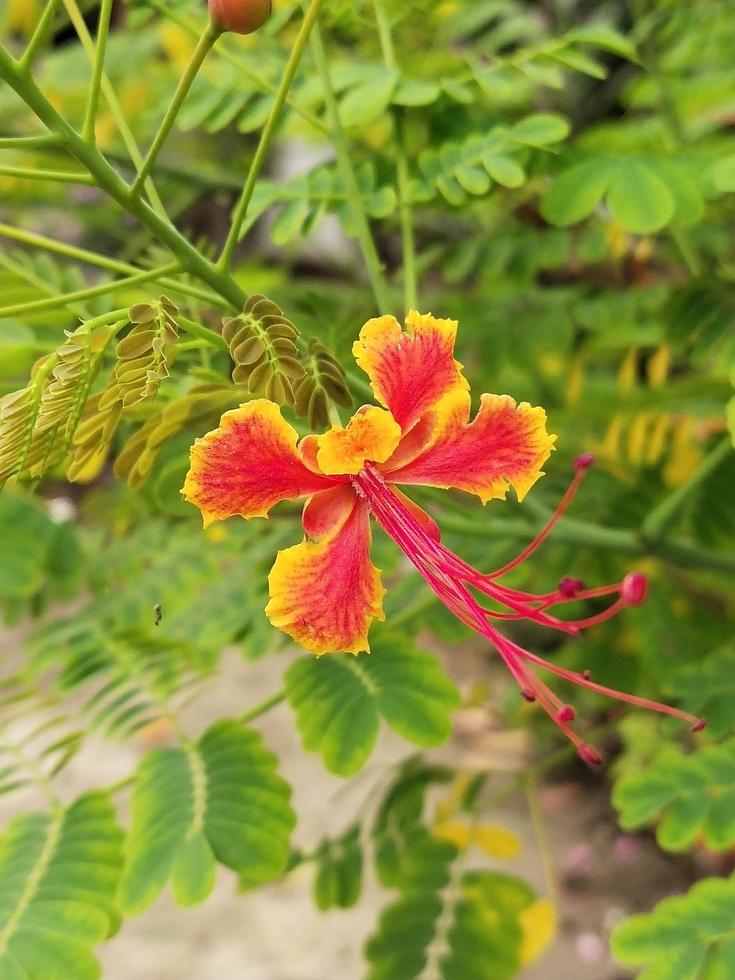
0,0,734,976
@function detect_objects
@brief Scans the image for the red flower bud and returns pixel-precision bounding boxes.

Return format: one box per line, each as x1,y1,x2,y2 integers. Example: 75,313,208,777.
209,0,271,35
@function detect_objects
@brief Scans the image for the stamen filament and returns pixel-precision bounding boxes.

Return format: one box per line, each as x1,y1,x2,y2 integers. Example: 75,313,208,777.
352,463,705,762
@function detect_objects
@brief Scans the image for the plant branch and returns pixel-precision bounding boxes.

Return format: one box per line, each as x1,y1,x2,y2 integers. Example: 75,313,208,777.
83,0,114,142
19,0,62,70
218,0,326,271
642,438,732,542
373,0,417,312
439,506,735,577
0,164,94,183
61,0,168,219
177,315,228,352
141,0,328,135
0,261,180,319
0,134,61,150
131,20,221,197
238,691,286,725
0,222,227,307
308,18,390,311
0,45,247,310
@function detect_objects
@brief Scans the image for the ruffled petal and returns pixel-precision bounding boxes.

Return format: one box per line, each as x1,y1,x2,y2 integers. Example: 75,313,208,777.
352,311,469,432
266,497,385,655
316,406,402,476
386,389,556,504
183,399,341,527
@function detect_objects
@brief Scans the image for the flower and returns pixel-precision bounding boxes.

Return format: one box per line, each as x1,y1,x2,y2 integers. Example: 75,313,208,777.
183,311,704,762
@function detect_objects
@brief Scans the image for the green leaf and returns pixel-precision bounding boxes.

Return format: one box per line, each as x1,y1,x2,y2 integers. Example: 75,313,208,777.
118,720,295,913
549,48,607,79
0,792,123,980
711,155,735,193
541,159,612,225
312,825,363,910
612,874,735,979
512,112,570,146
613,738,735,853
284,632,460,776
392,78,441,107
482,152,525,188
567,24,638,61
271,198,312,245
607,159,675,234
339,67,398,126
366,863,534,980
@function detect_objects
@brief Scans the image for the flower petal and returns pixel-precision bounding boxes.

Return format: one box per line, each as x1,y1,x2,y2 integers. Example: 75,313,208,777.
183,399,340,527
386,389,556,504
302,485,357,539
266,498,385,655
352,311,469,432
316,406,402,476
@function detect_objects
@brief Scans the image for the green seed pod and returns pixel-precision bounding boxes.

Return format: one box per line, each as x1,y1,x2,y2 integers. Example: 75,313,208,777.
209,0,272,35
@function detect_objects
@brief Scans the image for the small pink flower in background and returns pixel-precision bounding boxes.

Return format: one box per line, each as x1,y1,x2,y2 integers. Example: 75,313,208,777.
184,311,705,763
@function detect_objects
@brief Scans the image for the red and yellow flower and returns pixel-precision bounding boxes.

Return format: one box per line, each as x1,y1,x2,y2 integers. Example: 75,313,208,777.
183,311,704,763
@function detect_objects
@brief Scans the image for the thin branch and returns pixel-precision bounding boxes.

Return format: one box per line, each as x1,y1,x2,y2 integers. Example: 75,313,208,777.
83,0,114,142
61,0,168,219
19,0,62,70
131,20,221,197
0,164,94,183
0,46,247,309
308,18,391,311
642,438,732,542
218,0,326,271
0,222,227,307
0,262,180,320
141,0,329,135
0,134,61,150
238,691,286,725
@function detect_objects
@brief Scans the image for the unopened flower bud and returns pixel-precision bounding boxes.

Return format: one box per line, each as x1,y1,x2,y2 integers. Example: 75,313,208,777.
209,0,271,35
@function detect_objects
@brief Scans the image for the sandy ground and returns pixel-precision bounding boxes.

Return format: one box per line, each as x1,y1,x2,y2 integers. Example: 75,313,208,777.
1,632,689,980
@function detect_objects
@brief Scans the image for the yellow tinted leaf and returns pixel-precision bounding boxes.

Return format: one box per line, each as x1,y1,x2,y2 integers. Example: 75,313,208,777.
519,898,557,965
472,823,521,859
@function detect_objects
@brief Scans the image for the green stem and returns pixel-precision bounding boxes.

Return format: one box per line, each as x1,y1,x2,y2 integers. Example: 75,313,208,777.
218,0,326,271
0,134,61,149
83,0,114,142
308,19,390,311
19,0,62,69
439,507,735,577
373,0,417,312
0,261,180,319
0,46,247,309
131,20,221,197
177,315,228,352
0,222,226,307
0,164,93,183
395,112,418,312
642,438,732,542
141,0,328,135
62,0,168,219
238,691,286,724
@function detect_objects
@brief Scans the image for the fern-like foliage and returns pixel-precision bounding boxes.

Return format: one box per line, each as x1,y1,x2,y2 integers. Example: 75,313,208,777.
118,720,295,912
0,321,114,486
613,736,735,852
284,631,460,776
293,338,352,430
0,792,123,980
612,873,735,980
311,824,363,911
222,293,304,406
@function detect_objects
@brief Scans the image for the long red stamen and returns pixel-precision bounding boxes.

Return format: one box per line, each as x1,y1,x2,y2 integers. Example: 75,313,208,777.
353,464,706,763
488,454,594,579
